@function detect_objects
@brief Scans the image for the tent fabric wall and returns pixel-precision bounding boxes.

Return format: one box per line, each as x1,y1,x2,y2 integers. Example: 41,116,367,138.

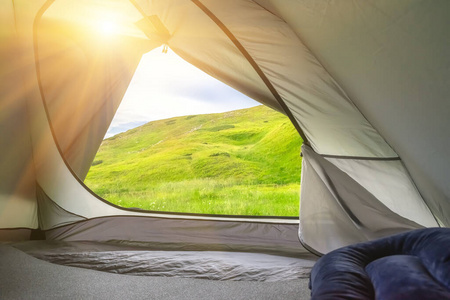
0,229,32,241
255,0,450,226
299,145,433,254
44,215,306,258
193,0,397,158
0,1,44,232
36,185,87,230
324,155,436,227
0,0,448,255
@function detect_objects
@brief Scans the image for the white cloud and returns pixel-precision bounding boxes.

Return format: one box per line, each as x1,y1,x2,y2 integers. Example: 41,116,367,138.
106,46,258,138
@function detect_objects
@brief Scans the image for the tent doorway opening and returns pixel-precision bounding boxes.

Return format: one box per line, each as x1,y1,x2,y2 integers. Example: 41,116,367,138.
83,47,303,217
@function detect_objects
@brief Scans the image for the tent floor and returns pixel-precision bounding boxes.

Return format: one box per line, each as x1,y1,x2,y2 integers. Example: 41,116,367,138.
11,240,315,282
0,244,311,299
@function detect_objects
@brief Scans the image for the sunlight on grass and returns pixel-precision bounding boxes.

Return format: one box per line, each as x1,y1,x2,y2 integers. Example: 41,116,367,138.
85,106,303,216
91,179,300,216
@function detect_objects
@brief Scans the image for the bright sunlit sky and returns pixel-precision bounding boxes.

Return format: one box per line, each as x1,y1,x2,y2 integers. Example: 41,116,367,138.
105,46,259,138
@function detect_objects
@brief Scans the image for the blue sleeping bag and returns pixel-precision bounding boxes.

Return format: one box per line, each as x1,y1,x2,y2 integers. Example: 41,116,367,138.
309,228,450,299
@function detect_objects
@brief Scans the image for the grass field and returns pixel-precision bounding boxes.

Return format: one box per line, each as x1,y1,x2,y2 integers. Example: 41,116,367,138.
84,105,303,216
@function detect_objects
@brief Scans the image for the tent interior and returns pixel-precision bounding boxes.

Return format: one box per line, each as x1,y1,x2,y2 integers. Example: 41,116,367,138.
1,0,449,299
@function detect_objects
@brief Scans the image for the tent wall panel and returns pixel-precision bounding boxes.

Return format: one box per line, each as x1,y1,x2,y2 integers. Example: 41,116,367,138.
324,156,436,227
255,0,450,226
0,81,37,229
45,216,309,258
19,1,139,225
196,0,396,158
0,229,32,242
36,185,87,229
299,145,425,254
0,3,44,230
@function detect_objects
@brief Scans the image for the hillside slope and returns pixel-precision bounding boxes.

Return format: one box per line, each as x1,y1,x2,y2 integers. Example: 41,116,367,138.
84,105,303,216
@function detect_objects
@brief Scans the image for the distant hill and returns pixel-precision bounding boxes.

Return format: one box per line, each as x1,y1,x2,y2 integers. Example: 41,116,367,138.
84,105,303,216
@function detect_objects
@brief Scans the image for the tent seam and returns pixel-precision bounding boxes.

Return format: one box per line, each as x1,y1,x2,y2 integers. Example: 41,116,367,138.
319,154,400,161
0,227,34,230
41,215,299,232
192,0,310,147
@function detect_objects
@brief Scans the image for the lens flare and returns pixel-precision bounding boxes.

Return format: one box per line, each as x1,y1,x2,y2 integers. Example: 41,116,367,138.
98,20,118,35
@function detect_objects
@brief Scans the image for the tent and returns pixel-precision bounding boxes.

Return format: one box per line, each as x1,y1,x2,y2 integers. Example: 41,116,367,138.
1,0,449,295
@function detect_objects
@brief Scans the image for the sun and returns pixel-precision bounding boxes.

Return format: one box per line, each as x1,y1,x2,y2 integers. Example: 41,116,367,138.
97,20,118,36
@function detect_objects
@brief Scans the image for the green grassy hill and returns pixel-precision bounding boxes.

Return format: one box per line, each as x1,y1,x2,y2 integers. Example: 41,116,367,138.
84,105,303,216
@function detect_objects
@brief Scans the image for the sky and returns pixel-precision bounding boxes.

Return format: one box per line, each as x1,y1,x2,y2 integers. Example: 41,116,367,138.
105,47,259,138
